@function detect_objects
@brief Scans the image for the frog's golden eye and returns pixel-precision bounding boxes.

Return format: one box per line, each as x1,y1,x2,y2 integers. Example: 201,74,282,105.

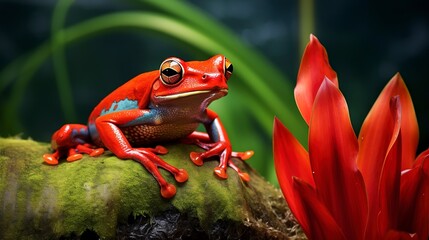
224,58,233,80
160,59,183,85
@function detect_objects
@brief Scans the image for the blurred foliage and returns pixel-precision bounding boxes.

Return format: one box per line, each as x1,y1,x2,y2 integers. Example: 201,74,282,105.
0,0,311,184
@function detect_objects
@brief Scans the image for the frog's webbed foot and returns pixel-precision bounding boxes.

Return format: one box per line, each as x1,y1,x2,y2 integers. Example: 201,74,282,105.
184,132,254,182
122,147,189,198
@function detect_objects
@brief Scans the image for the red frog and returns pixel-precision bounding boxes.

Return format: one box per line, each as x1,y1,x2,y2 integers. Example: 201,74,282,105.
43,55,253,198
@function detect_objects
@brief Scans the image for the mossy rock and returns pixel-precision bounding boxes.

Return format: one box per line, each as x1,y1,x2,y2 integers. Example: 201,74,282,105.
0,138,304,239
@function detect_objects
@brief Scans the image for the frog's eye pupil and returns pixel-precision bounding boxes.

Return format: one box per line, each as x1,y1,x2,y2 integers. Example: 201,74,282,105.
224,58,233,80
226,64,233,74
162,68,177,77
160,59,183,85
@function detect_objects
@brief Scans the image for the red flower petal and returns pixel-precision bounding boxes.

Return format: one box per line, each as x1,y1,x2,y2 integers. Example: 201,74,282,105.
398,150,429,239
273,117,314,231
294,34,338,125
377,97,402,237
309,79,367,240
292,177,346,240
356,75,419,238
393,74,420,170
357,74,418,177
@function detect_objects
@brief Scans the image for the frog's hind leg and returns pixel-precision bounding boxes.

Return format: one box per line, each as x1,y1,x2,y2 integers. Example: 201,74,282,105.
43,124,104,164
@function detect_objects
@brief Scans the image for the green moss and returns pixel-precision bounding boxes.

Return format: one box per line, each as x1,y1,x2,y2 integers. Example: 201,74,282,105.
0,138,297,239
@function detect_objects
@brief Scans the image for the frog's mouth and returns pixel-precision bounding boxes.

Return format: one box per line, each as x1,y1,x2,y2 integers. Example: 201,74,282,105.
154,88,228,102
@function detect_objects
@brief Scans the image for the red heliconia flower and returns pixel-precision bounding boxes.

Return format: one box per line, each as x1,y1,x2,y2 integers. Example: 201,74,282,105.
274,34,429,240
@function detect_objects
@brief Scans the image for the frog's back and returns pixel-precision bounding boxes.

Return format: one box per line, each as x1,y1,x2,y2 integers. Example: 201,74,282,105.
88,70,157,122
87,70,157,143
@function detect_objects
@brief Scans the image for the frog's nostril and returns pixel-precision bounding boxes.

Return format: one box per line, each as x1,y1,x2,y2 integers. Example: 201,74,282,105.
202,74,207,80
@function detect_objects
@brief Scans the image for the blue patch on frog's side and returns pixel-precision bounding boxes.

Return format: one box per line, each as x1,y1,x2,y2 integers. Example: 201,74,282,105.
100,98,138,116
88,98,138,141
70,127,89,142
122,107,160,127
88,123,98,141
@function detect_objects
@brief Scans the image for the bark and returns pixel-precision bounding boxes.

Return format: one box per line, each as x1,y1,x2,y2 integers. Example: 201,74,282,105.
0,138,304,239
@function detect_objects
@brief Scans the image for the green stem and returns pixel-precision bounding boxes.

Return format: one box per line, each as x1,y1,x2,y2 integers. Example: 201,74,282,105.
51,0,77,122
299,0,315,53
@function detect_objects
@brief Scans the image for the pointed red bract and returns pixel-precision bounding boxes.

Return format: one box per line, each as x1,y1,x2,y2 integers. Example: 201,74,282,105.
391,74,419,170
377,97,402,237
292,177,346,240
398,151,429,239
295,34,338,125
308,79,367,240
273,117,314,231
356,75,419,238
357,74,418,175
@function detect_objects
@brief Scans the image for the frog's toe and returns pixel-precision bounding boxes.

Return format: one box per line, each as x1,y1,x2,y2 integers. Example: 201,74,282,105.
214,166,228,179
89,148,104,157
154,145,168,155
238,172,250,182
174,169,189,183
190,152,204,166
232,150,254,160
136,145,168,155
228,160,251,182
43,153,59,165
76,144,104,158
67,153,83,162
160,183,176,199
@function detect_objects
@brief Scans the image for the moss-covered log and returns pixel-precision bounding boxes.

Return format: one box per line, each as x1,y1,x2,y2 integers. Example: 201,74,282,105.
0,138,304,239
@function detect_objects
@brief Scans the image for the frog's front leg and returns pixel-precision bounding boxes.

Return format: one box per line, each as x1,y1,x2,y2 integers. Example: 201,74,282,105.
186,109,254,182
94,110,188,199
